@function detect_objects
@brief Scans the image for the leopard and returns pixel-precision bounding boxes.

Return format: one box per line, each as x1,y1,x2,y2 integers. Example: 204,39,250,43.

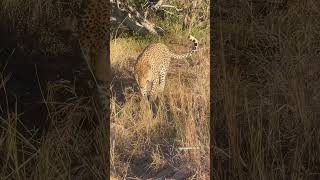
77,0,111,121
76,1,112,176
134,35,199,99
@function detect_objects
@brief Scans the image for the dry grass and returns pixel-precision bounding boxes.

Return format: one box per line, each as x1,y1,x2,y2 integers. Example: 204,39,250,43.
0,31,211,179
0,0,209,179
110,33,210,178
0,75,108,179
214,1,320,179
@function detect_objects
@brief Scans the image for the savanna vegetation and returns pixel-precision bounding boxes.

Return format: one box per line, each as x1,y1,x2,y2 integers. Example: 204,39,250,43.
214,1,320,179
0,0,210,179
110,0,210,178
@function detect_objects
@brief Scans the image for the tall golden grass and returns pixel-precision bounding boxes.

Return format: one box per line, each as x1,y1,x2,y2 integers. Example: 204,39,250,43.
214,1,320,179
110,34,210,178
0,77,109,179
0,0,210,179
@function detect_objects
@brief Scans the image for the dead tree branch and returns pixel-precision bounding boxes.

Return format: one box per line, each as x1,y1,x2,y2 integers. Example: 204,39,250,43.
111,0,164,36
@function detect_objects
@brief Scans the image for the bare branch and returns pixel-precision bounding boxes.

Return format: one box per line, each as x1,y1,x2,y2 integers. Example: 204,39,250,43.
161,4,184,12
111,0,165,36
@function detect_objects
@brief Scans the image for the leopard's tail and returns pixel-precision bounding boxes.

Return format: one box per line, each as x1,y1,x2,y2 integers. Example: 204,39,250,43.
169,35,199,59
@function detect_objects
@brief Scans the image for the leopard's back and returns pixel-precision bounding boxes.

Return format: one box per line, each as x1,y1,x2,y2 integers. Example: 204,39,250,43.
134,35,199,98
134,43,172,96
135,43,171,78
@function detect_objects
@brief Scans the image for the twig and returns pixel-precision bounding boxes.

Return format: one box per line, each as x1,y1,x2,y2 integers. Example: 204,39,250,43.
161,4,184,12
178,146,200,151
